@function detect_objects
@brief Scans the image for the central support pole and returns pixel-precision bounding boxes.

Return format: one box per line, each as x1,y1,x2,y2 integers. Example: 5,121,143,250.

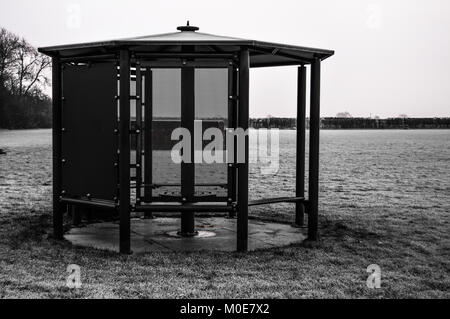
179,65,197,237
119,50,131,254
295,65,307,226
237,49,250,252
52,56,64,239
307,57,321,242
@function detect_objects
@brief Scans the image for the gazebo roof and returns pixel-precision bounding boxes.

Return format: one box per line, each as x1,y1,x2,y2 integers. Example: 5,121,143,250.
39,23,334,67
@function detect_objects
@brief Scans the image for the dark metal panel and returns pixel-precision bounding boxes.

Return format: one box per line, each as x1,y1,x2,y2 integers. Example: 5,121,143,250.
308,58,321,241
237,50,250,252
52,57,64,239
295,65,307,226
119,50,131,254
61,61,118,201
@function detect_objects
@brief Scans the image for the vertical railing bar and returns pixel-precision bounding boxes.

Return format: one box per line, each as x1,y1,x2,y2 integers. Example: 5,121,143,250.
135,63,143,203
227,62,235,217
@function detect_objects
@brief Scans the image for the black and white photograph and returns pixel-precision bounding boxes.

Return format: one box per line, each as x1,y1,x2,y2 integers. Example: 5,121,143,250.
0,0,449,305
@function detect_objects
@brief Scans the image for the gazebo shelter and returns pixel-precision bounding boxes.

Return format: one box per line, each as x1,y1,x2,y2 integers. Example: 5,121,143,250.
39,23,334,254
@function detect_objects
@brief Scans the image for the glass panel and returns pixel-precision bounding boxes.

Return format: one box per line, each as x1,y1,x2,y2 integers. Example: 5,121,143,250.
194,68,228,198
152,68,182,197
130,73,137,181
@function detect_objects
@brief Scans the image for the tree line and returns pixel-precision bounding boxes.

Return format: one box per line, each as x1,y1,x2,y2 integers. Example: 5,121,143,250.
250,117,450,129
0,27,51,129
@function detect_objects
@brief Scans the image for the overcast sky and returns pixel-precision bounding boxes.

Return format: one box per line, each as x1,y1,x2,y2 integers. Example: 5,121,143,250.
1,0,449,118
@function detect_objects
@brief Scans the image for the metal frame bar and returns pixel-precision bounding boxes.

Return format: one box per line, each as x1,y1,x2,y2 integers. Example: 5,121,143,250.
237,49,250,252
249,196,305,207
60,54,117,63
52,57,64,239
140,60,230,68
114,64,121,204
119,50,131,254
145,196,230,203
295,65,307,226
308,58,321,241
227,62,238,218
135,53,234,59
61,197,117,210
149,183,228,188
250,47,311,64
135,204,233,213
250,60,303,69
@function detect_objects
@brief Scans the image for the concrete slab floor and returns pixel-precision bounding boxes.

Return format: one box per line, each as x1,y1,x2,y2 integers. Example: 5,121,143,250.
64,217,306,253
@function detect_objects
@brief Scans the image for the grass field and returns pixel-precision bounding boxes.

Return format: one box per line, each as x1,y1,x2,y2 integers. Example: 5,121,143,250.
0,129,449,298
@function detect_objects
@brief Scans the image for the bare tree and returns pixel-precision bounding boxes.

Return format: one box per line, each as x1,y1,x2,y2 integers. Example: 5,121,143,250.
0,27,52,129
0,28,20,92
13,38,51,97
0,27,50,97
336,111,352,118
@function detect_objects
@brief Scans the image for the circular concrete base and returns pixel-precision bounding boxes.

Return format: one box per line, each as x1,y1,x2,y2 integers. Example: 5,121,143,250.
64,217,305,253
167,230,217,238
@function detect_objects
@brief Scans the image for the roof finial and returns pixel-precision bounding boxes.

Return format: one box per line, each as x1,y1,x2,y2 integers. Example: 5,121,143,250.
177,22,199,32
